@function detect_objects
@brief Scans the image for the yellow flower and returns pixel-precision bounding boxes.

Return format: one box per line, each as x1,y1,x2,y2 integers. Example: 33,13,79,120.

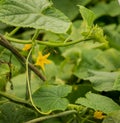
94,111,106,120
23,44,32,51
35,52,51,71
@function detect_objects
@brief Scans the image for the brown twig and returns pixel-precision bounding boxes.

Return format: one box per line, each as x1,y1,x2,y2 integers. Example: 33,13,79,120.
0,34,46,81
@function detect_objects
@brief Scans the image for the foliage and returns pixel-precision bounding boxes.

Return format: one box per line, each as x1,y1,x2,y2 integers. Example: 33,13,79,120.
76,92,120,114
32,85,72,112
0,0,120,123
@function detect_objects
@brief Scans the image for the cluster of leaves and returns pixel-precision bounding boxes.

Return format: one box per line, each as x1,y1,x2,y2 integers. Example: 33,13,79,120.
0,0,120,123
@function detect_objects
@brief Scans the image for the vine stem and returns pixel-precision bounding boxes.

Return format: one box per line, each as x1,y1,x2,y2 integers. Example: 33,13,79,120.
25,30,51,115
26,48,51,115
25,29,40,99
25,110,77,123
5,35,91,47
6,27,20,36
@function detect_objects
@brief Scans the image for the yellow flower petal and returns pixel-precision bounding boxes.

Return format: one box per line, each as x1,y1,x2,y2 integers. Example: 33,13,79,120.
94,111,106,120
35,52,51,71
23,44,32,51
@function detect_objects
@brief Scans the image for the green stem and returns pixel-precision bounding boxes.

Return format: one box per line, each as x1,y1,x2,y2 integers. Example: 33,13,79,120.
6,27,20,36
5,36,31,44
81,116,95,123
25,30,50,114
26,48,51,115
25,29,38,100
0,91,32,108
25,110,77,123
25,29,40,99
5,35,91,47
31,29,40,45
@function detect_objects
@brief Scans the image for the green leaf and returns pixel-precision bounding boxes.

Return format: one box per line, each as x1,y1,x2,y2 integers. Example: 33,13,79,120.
73,49,102,79
103,110,120,123
0,63,10,75
0,0,71,33
33,85,72,112
68,85,96,103
69,20,83,41
44,62,58,83
0,64,9,91
113,75,120,91
76,92,120,114
104,24,120,51
0,21,7,34
9,73,43,98
58,61,74,80
79,5,96,27
95,48,120,71
86,70,120,91
62,47,82,65
0,102,37,123
52,0,91,20
91,1,120,19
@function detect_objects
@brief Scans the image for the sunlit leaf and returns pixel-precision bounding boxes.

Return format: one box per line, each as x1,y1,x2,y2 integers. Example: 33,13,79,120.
76,92,120,114
79,5,96,27
0,0,71,33
33,85,72,112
